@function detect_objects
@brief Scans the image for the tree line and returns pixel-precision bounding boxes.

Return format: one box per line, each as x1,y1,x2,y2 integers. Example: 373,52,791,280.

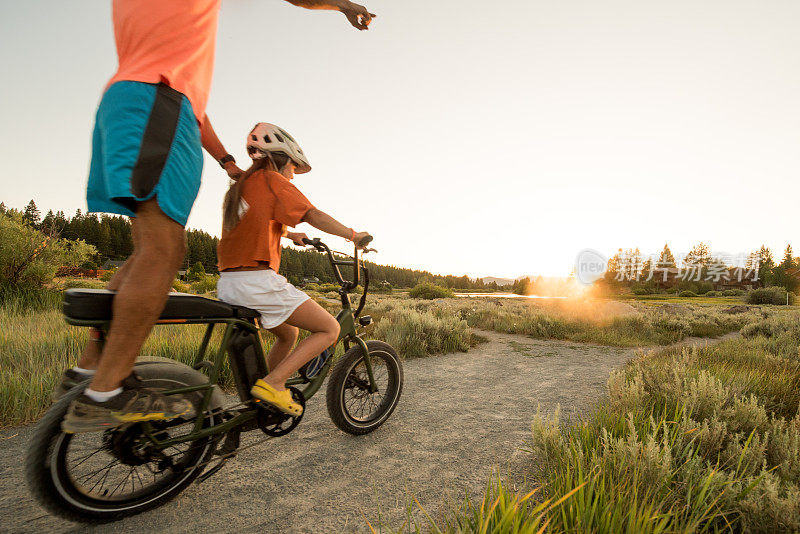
2,200,494,290
600,242,799,293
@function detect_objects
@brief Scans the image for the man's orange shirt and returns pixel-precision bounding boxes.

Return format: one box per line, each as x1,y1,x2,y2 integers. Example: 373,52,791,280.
107,0,221,123
217,170,315,272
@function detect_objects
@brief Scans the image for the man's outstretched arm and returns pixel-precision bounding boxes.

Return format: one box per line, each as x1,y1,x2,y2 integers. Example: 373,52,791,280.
284,0,376,30
201,114,244,179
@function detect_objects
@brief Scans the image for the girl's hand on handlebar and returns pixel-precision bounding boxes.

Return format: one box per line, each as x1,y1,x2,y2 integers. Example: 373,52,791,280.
287,231,309,246
352,231,371,249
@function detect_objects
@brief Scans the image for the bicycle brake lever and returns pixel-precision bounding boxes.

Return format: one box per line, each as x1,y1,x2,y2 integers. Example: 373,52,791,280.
362,247,378,254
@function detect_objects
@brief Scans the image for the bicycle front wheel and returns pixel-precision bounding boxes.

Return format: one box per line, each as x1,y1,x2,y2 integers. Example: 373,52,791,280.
326,340,403,435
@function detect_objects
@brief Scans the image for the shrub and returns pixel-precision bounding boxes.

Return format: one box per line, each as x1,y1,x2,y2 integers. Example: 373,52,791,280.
703,290,721,297
100,267,117,282
741,311,800,358
631,287,649,295
172,279,191,293
372,281,393,293
191,275,218,294
372,307,471,357
63,279,105,290
525,335,800,532
319,283,339,293
0,212,96,302
679,290,697,297
408,282,454,300
675,280,714,295
723,289,746,297
747,286,795,305
186,261,206,282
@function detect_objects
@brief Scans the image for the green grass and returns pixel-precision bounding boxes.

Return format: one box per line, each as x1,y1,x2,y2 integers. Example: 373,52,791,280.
445,298,759,347
513,311,800,532
372,306,474,358
0,295,282,428
614,294,747,305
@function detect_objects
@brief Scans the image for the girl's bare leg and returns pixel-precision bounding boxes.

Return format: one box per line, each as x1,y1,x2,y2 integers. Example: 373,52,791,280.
263,299,340,389
265,323,299,371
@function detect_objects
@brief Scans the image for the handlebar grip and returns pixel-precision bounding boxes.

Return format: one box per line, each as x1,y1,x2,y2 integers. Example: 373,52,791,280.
302,237,325,252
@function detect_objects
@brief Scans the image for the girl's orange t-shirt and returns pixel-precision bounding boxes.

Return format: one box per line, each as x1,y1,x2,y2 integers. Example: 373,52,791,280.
217,170,314,272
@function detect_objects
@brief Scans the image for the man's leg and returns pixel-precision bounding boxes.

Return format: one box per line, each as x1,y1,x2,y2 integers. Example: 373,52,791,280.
63,199,194,433
55,227,142,399
75,239,140,371
89,199,185,391
265,323,299,372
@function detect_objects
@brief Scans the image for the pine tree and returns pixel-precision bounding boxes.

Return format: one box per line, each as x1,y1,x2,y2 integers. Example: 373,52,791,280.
187,261,206,281
41,210,56,234
781,245,795,268
685,242,711,266
23,200,41,227
657,244,676,268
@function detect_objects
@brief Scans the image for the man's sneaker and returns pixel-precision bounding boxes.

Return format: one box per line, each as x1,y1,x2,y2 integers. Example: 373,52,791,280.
51,368,90,402
61,375,195,434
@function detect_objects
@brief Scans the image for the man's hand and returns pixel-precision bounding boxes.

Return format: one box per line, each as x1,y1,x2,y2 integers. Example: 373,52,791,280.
285,0,376,30
224,161,244,180
339,1,375,30
287,231,309,246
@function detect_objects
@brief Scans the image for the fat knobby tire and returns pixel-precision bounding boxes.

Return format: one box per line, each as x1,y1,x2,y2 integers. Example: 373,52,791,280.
326,340,403,435
26,362,218,523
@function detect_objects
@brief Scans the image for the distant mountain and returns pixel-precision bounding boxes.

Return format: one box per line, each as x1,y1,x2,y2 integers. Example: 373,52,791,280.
481,276,516,286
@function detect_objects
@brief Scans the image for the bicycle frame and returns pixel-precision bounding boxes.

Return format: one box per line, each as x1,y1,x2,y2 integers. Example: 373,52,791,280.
63,243,377,449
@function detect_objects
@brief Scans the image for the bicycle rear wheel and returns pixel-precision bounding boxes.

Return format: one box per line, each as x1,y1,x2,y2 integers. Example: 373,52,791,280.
26,361,222,523
326,340,403,435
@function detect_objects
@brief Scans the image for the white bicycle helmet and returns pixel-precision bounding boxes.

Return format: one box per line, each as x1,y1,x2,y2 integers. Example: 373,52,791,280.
246,122,311,174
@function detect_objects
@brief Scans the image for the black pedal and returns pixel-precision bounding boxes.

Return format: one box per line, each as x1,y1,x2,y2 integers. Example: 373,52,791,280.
256,387,305,437
358,315,373,326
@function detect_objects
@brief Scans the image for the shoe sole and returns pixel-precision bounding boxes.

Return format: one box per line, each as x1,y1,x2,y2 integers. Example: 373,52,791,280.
50,387,69,403
61,406,193,434
250,385,303,416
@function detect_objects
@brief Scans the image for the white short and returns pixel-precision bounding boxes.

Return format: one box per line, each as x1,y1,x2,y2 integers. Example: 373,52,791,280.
217,270,310,329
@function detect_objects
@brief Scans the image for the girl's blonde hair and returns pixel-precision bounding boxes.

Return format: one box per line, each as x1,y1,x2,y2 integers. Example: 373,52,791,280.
221,152,290,231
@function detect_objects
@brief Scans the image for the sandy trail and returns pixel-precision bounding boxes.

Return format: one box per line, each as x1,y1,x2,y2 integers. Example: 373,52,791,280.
0,331,728,533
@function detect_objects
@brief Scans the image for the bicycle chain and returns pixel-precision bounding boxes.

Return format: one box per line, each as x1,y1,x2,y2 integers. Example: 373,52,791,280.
146,400,285,474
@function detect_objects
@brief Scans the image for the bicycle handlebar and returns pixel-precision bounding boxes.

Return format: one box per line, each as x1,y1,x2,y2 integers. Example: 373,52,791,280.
300,236,373,291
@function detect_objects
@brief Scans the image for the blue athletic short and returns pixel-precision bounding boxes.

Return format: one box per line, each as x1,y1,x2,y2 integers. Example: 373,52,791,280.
87,81,203,227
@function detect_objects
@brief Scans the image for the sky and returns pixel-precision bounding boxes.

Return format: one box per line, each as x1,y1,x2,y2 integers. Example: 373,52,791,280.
1,0,799,278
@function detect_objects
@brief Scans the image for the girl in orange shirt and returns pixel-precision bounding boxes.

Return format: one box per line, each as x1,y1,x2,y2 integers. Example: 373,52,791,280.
217,123,370,416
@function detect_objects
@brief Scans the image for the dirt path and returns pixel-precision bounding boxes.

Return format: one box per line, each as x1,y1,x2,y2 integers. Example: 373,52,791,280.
0,332,731,533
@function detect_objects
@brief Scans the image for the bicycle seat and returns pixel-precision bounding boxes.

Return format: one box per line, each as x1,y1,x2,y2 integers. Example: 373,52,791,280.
62,289,260,322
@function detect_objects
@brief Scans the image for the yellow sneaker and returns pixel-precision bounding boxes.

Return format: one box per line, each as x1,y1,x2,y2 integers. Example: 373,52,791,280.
250,379,303,416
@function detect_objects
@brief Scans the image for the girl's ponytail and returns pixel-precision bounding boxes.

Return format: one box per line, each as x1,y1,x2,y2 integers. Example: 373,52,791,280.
221,152,292,231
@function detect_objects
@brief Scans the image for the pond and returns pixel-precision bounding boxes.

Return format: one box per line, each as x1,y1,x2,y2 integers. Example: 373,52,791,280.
454,292,567,299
